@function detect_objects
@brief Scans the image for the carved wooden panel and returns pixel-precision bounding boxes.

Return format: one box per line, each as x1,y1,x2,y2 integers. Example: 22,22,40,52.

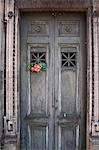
58,21,80,36
16,0,91,10
28,45,48,115
60,45,79,114
59,125,79,150
30,126,48,150
61,71,76,113
28,21,49,36
61,128,76,150
30,73,46,114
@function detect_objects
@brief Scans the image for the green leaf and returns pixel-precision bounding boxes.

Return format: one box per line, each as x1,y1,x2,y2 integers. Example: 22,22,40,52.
42,63,47,68
27,64,31,70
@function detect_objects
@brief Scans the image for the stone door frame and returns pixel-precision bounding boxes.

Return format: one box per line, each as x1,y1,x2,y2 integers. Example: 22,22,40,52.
3,1,99,149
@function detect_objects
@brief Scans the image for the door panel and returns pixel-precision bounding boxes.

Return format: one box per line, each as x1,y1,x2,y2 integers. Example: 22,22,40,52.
28,45,49,115
60,44,78,114
20,13,54,150
60,125,79,150
30,125,48,150
54,13,86,150
20,12,86,150
61,70,76,113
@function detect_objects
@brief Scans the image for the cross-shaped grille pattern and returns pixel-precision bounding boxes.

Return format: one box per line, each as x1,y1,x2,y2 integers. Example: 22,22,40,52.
30,52,46,63
61,52,76,68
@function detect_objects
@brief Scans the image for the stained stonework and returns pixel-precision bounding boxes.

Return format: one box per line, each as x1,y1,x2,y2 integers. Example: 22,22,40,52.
0,0,99,150
16,0,90,10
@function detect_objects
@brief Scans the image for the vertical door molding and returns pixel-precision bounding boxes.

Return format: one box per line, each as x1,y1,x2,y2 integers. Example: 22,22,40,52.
16,8,20,149
91,9,99,136
27,43,49,116
5,0,15,135
4,0,18,141
54,13,86,150
86,8,93,149
0,0,4,147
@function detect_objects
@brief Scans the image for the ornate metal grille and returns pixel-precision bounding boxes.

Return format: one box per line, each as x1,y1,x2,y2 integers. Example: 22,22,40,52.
30,52,46,63
61,52,76,68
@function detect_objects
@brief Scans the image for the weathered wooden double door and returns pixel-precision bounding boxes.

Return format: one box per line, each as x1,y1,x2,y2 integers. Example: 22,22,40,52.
20,12,86,150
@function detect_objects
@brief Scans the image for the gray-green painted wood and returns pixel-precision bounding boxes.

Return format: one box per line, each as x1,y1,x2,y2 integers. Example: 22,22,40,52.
20,12,86,150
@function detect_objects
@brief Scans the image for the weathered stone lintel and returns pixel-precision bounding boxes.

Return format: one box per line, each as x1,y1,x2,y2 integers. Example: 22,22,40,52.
16,0,90,11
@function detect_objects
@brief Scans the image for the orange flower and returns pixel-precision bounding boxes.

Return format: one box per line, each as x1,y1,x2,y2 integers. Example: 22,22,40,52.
31,64,41,72
31,67,35,72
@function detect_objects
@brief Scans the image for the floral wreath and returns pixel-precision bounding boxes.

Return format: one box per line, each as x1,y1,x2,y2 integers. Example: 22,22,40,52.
27,61,47,73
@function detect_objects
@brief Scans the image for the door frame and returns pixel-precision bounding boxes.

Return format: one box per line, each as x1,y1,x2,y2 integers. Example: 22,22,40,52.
4,2,93,149
19,12,88,150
